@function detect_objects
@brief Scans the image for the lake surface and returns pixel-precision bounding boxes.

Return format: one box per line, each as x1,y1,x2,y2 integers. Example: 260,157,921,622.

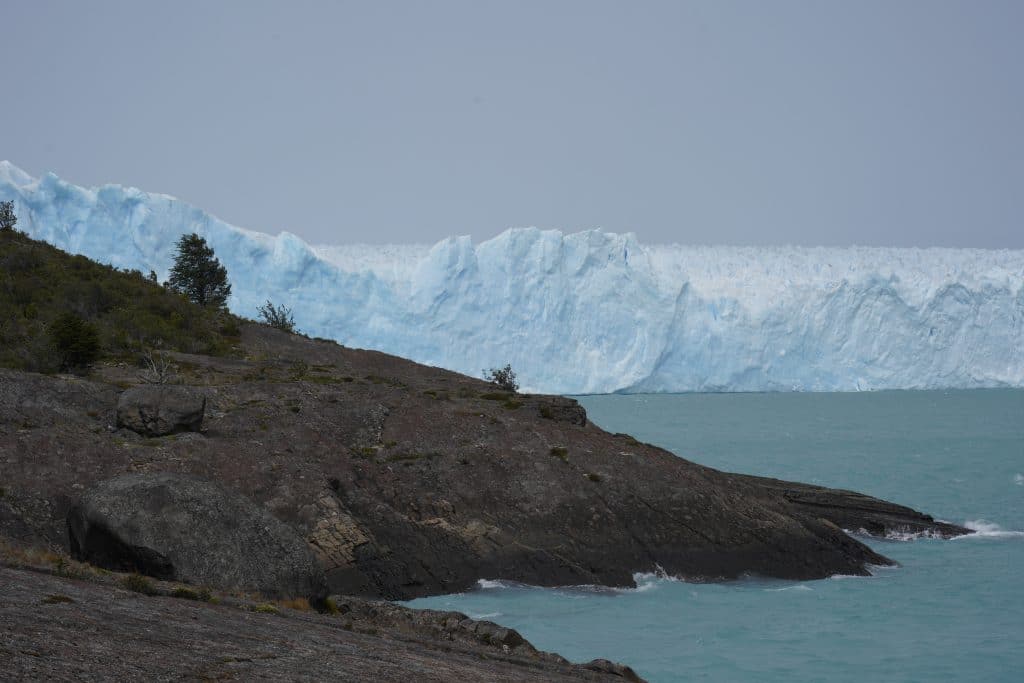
407,390,1024,682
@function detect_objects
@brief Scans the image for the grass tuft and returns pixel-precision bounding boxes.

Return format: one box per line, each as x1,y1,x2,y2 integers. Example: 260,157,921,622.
124,573,159,595
549,446,568,459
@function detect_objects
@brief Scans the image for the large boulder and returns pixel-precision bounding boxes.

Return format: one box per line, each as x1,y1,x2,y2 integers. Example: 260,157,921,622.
67,472,327,600
116,385,205,436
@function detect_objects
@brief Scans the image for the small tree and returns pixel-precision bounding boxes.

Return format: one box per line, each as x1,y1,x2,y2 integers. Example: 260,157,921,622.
485,364,519,393
166,233,231,308
0,200,16,232
49,312,100,372
257,300,296,333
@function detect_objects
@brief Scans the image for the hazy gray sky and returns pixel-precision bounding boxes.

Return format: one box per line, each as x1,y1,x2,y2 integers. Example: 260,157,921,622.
3,1,1022,247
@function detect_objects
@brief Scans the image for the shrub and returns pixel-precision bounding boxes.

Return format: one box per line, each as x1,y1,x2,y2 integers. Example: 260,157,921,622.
49,312,100,371
124,573,159,595
484,364,519,393
257,300,296,333
137,348,177,384
171,586,213,602
0,231,245,372
323,596,341,615
276,597,312,611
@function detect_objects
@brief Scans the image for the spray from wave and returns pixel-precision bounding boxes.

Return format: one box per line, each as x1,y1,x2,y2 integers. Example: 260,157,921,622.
957,520,1024,539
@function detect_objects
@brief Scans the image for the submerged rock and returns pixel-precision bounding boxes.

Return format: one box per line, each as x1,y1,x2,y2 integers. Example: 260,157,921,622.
67,472,327,600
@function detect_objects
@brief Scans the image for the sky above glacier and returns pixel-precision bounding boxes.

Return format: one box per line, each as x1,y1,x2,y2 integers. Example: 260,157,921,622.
3,0,1022,248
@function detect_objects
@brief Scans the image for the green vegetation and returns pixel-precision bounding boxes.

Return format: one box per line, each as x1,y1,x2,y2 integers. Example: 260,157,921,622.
0,200,17,231
484,364,519,392
41,594,75,605
257,300,296,333
171,586,213,602
584,472,603,483
49,312,100,371
480,392,513,401
166,232,231,308
549,446,568,459
253,602,280,614
123,573,159,595
0,230,243,372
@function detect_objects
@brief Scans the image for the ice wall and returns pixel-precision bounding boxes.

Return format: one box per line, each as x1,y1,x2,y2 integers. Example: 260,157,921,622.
3,161,1022,394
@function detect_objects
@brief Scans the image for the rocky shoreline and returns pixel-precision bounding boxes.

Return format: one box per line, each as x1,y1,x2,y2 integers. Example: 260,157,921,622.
0,561,640,681
0,324,970,676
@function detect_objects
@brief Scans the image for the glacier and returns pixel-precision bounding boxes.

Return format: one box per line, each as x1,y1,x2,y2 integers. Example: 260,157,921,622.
2,160,1022,394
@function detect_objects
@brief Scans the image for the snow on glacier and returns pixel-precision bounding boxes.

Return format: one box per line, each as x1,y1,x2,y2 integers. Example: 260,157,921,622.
2,160,1022,394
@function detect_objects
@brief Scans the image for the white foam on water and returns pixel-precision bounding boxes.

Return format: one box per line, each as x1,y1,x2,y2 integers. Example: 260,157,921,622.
845,526,953,542
765,584,814,592
623,573,666,593
1015,473,1024,486
614,567,684,594
476,579,512,590
470,612,503,620
883,528,948,541
958,520,1024,539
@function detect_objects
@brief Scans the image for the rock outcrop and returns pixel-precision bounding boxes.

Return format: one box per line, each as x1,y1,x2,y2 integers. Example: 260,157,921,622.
0,566,639,682
116,385,205,436
1,326,971,605
67,472,327,600
739,475,972,538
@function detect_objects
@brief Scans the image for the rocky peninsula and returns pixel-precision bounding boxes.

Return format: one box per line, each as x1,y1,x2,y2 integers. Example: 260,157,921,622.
0,231,969,679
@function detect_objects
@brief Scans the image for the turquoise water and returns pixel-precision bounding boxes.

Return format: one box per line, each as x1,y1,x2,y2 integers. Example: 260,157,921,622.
408,390,1024,682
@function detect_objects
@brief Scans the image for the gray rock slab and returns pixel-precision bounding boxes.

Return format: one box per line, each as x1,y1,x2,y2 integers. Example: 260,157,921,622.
67,472,327,600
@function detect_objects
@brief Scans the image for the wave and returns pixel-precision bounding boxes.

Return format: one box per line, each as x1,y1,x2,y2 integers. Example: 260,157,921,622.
844,527,947,542
474,570,678,595
958,519,1024,539
468,611,503,620
765,584,814,592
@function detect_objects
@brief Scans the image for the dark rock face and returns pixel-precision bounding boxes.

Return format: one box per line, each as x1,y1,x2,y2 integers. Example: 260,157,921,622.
116,385,205,436
2,328,970,605
532,395,588,425
741,476,972,538
67,472,327,600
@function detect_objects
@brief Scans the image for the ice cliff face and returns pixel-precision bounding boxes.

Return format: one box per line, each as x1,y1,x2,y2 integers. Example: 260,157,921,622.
3,161,1022,394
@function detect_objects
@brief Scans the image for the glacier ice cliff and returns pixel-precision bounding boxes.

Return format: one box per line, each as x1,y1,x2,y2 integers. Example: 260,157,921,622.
2,161,1022,394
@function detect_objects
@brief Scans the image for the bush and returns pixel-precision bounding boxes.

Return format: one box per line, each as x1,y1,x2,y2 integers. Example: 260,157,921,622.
171,586,213,602
124,573,159,595
49,312,100,372
257,300,296,333
0,231,245,371
484,364,519,393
